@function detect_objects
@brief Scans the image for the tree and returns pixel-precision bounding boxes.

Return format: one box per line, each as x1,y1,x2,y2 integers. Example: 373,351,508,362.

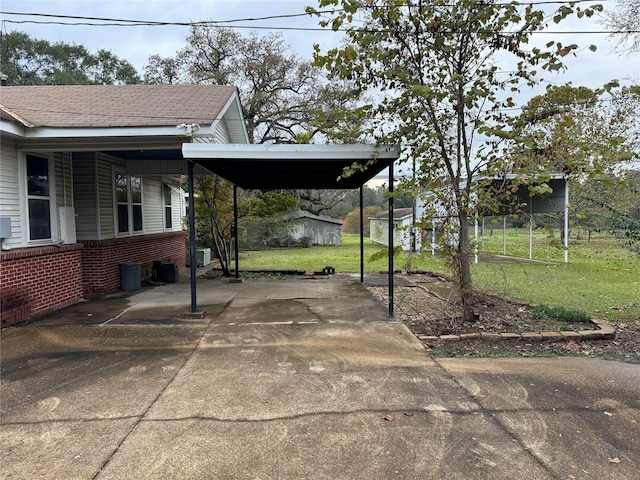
599,0,640,53
144,25,365,144
309,0,602,322
193,175,297,275
513,84,639,177
0,31,140,85
146,25,369,269
343,206,383,235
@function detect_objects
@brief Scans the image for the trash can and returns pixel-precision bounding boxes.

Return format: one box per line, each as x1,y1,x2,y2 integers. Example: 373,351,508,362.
119,262,141,291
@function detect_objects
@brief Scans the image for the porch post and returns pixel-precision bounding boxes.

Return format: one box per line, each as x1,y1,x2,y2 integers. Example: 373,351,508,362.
360,186,364,283
188,160,197,312
234,185,239,278
388,162,394,317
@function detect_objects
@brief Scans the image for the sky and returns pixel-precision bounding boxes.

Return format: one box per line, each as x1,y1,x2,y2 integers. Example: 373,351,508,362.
1,0,638,93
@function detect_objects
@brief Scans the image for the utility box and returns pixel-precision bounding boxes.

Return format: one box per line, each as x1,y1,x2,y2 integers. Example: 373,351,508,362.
152,258,170,281
160,262,179,283
119,262,141,291
186,248,211,267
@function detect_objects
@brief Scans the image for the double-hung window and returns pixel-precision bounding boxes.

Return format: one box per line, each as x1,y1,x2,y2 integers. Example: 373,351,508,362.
26,154,52,241
115,173,143,234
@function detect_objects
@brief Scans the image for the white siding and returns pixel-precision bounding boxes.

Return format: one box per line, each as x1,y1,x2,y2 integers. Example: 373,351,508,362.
54,152,73,207
53,152,73,241
143,176,163,233
72,152,99,240
0,139,22,248
97,153,124,239
170,181,184,231
212,121,232,144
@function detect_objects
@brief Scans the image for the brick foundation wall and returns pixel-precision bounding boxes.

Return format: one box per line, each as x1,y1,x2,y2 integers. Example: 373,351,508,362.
80,232,186,294
0,244,84,326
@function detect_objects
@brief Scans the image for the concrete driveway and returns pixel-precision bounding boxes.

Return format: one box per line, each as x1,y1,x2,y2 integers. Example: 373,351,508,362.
1,278,639,479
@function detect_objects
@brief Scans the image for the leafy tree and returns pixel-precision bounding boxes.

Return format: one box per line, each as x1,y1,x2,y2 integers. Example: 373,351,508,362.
146,25,370,264
343,206,383,235
572,170,640,252
193,176,297,275
599,0,640,53
513,84,639,177
0,31,140,85
144,25,365,144
309,0,602,322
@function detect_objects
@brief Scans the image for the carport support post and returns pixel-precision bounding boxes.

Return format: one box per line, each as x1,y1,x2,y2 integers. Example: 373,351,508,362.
564,180,569,263
360,186,364,283
188,160,197,312
234,185,239,278
388,162,394,317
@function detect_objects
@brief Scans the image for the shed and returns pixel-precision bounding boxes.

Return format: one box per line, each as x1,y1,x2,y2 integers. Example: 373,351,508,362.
282,210,342,246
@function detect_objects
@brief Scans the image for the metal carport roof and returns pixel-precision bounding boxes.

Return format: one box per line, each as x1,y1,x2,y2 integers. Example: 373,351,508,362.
182,143,399,189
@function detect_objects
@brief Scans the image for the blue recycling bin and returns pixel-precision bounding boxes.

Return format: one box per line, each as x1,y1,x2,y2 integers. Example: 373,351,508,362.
119,262,141,291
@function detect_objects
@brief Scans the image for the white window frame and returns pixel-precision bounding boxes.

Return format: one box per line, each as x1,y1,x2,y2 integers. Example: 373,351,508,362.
20,152,57,245
114,171,144,236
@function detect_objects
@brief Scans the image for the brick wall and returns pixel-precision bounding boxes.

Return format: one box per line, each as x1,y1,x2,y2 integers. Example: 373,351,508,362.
80,231,186,294
0,244,84,326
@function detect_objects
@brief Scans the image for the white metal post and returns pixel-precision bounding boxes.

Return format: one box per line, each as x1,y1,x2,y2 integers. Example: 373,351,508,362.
503,216,506,255
431,225,436,256
474,218,478,264
529,201,533,260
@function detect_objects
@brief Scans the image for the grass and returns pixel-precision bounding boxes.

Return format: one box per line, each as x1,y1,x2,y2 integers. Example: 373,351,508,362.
531,305,592,323
237,231,640,322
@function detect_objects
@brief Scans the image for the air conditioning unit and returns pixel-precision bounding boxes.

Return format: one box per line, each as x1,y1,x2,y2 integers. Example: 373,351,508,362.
186,248,211,267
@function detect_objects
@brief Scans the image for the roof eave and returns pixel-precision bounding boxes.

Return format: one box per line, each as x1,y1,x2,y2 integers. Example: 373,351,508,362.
17,124,215,139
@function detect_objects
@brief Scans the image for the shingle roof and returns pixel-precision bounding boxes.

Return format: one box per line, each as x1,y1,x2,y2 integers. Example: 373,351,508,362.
372,207,414,220
0,84,237,128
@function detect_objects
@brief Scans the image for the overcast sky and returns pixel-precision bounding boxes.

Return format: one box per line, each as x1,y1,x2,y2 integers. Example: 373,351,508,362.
2,0,638,92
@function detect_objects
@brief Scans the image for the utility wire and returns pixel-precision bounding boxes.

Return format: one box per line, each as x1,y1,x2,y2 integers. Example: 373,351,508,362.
1,1,633,36
2,18,634,35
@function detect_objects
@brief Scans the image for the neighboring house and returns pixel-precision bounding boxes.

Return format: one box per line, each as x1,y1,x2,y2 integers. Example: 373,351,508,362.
0,84,248,326
282,210,342,246
370,207,421,252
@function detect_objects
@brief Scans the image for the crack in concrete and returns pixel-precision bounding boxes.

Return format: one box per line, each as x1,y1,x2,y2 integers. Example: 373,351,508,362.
432,357,560,479
91,285,245,480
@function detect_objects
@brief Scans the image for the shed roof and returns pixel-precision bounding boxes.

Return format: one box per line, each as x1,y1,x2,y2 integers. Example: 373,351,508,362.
0,84,237,128
282,210,342,225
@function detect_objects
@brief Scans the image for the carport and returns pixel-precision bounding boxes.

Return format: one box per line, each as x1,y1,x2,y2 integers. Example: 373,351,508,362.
182,143,400,316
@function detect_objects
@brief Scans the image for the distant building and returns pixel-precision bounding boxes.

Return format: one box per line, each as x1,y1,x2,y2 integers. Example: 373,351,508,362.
282,210,342,246
369,208,420,252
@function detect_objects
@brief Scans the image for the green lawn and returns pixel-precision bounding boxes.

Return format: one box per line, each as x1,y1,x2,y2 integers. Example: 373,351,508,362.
238,232,640,322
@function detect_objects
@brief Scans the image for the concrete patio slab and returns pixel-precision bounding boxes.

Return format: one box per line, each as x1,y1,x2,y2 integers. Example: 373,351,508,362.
2,278,639,479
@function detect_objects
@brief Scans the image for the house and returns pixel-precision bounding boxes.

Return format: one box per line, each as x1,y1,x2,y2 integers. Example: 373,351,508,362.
282,210,342,246
0,84,248,326
369,207,420,252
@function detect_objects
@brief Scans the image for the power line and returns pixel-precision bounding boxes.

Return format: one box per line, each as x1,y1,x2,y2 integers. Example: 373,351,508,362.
1,3,634,36
2,18,634,35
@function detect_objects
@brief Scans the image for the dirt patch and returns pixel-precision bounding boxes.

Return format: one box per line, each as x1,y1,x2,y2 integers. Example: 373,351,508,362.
368,273,640,363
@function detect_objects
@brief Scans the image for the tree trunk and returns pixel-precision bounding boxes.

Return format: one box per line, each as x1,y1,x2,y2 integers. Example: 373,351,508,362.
456,211,476,323
211,219,232,276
